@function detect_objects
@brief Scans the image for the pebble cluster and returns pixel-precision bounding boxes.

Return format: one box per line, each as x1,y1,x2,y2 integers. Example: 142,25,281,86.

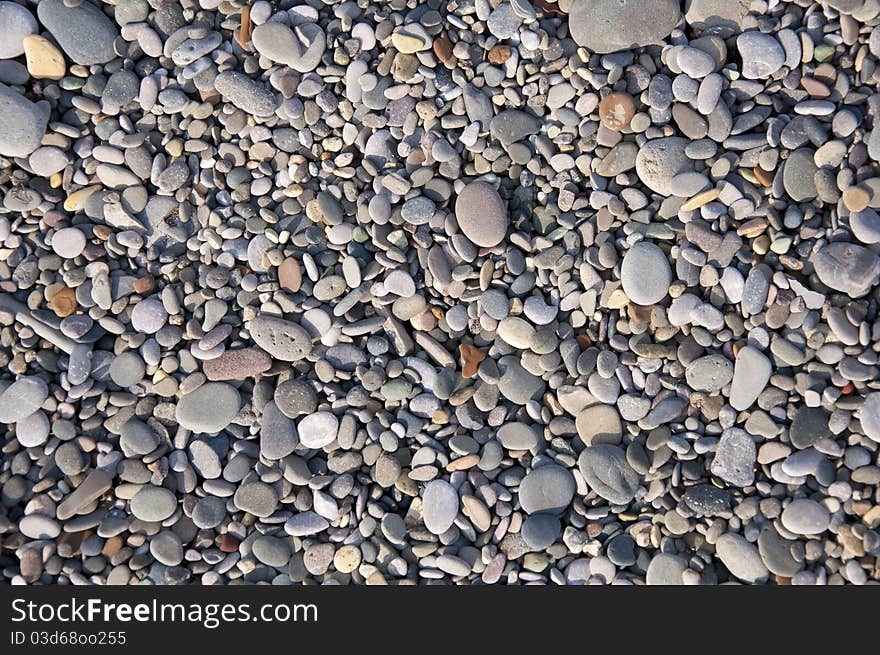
1,0,880,587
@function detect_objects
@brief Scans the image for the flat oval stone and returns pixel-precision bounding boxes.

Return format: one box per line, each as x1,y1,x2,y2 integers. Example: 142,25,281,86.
233,481,278,518
518,464,576,514
576,405,623,445
811,242,880,298
130,485,177,522
496,422,540,450
249,314,312,361
861,392,880,443
686,354,733,393
455,181,508,248
191,496,227,529
578,445,640,505
646,553,687,585
781,498,830,535
521,513,561,550
175,383,241,434
621,241,672,305
715,533,768,584
422,479,459,535
260,400,298,459
569,0,681,54
297,411,338,449
0,376,48,423
0,1,37,59
37,0,118,65
757,524,803,577
729,346,771,411
19,514,61,539
0,82,49,158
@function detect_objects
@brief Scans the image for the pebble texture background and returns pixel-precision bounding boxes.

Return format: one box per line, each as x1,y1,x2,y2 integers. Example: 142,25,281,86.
0,0,879,587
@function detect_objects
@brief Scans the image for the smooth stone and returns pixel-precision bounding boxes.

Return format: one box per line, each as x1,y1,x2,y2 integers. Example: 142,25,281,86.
455,181,508,248
274,379,317,418
783,149,818,201
569,0,681,54
252,536,291,568
811,242,880,298
422,479,459,535
736,31,785,79
130,297,167,334
285,511,330,537
621,241,672,305
233,481,278,518
36,0,118,65
861,392,880,443
260,401,298,459
297,411,338,449
715,533,769,584
16,410,50,447
521,514,561,550
108,352,145,387
789,406,831,450
576,405,623,445
577,445,640,505
0,376,48,423
729,346,771,411
497,422,540,450
489,109,541,146
130,485,177,522
646,553,687,585
757,524,803,577
518,464,576,515
0,83,49,157
175,383,241,434
0,2,37,59
781,498,830,535
191,496,227,529
19,514,60,539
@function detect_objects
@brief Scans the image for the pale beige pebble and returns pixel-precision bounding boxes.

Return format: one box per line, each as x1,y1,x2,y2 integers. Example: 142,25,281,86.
22,35,66,80
63,185,101,212
333,544,362,573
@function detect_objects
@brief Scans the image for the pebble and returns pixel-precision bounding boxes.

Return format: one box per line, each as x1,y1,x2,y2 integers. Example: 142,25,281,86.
715,533,769,584
455,181,508,248
175,383,241,434
578,445,639,505
621,241,672,305
569,0,681,54
710,428,756,488
781,499,830,535
422,480,459,535
0,0,875,590
249,315,312,361
0,2,37,59
130,486,177,523
0,83,49,157
297,411,338,449
36,0,118,65
0,376,48,423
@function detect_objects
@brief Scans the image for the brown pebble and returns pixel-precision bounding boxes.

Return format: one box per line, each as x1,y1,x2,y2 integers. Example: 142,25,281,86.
278,257,302,292
629,303,653,323
203,347,272,381
753,166,775,187
433,37,453,64
133,275,156,295
842,185,870,212
102,535,123,557
488,45,511,65
459,343,486,378
235,4,253,51
533,0,566,14
800,77,830,98
598,92,636,132
19,546,43,582
220,533,240,553
49,287,77,317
